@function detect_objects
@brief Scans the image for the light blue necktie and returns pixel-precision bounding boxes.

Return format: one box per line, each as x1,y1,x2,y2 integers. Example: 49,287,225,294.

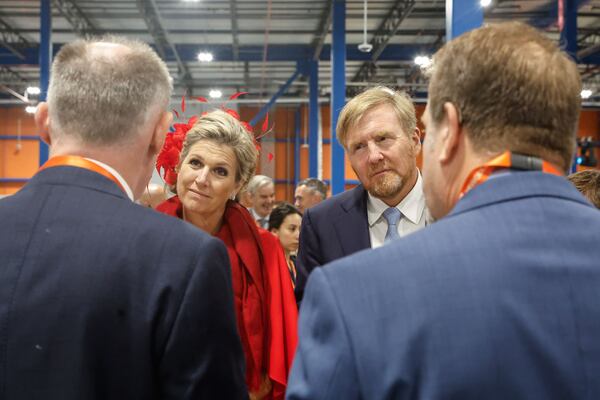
382,207,402,243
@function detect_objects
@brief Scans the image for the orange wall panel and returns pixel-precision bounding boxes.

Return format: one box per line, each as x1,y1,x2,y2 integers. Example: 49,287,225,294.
1,107,40,194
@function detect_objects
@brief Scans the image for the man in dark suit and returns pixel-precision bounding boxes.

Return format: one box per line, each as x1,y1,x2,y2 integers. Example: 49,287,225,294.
296,87,428,301
287,22,600,399
0,37,246,399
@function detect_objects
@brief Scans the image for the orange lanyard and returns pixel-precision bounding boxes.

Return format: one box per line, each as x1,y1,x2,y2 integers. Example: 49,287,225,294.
459,151,563,199
39,155,127,194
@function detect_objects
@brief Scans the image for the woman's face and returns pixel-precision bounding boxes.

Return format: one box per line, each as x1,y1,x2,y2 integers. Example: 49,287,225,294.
177,139,241,219
272,213,302,254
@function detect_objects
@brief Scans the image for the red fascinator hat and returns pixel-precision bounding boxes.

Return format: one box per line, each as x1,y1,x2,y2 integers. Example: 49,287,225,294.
156,92,270,186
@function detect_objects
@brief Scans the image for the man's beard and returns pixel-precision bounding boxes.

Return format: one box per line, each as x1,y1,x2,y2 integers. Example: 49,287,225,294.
368,170,404,199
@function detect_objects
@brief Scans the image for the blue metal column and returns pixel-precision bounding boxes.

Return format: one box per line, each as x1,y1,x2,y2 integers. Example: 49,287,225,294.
330,0,346,195
250,68,301,127
308,59,319,177
560,0,578,60
39,0,52,165
294,107,301,187
446,0,483,41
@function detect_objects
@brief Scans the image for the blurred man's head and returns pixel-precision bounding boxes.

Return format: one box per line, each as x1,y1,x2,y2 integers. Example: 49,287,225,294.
35,36,173,199
138,183,168,209
568,169,600,208
247,175,275,218
336,86,421,207
421,22,581,220
294,178,327,212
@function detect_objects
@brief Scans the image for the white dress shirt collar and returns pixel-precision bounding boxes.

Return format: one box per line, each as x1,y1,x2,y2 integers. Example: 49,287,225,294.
367,171,426,227
85,158,134,201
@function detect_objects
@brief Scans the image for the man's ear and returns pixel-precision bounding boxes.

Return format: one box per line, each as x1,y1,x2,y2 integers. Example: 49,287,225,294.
438,102,461,164
35,102,51,145
412,126,422,152
150,111,173,155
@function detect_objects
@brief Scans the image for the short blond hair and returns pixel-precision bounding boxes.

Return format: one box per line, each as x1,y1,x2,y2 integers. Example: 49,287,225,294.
178,110,258,190
48,35,172,145
336,86,416,148
427,22,581,172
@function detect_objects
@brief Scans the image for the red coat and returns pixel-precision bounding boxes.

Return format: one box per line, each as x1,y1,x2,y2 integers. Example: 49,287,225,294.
157,197,298,398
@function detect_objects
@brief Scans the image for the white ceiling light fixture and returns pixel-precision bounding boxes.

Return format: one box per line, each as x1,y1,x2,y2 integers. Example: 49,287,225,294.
581,89,593,99
209,89,222,99
197,52,213,62
25,105,37,114
358,0,373,53
480,0,492,7
26,86,41,95
414,55,432,68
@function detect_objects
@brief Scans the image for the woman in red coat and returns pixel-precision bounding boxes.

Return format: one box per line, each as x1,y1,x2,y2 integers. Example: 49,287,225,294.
156,110,297,400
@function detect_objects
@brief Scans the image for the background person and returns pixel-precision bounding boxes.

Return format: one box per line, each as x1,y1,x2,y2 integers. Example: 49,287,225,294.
294,178,327,213
137,182,168,208
268,203,302,290
0,36,246,399
156,110,297,400
287,22,600,399
247,174,276,228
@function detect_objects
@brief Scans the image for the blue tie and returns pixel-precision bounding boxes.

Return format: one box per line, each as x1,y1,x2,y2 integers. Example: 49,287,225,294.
382,207,402,243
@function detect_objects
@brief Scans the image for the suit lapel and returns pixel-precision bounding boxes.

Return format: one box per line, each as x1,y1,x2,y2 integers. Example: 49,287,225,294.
333,186,371,256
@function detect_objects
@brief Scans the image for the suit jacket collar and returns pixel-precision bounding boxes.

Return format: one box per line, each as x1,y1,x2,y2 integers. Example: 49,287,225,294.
334,185,371,253
27,165,129,201
450,171,591,217
340,184,368,213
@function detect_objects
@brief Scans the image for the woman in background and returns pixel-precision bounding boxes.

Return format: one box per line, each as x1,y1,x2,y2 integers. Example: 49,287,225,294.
268,203,302,290
156,110,297,400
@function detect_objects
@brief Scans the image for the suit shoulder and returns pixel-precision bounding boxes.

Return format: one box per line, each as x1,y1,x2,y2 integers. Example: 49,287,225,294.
123,203,224,254
307,185,365,217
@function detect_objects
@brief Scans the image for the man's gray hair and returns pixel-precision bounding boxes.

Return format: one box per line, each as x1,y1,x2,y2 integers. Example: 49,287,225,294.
47,35,173,145
247,175,274,195
298,178,327,199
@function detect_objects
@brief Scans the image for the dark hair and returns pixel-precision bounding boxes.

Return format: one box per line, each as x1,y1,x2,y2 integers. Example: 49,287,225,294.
297,178,328,199
268,202,302,231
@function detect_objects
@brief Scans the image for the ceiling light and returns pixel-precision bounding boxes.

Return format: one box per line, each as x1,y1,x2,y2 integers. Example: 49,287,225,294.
25,105,37,114
209,89,222,99
480,0,492,7
414,55,432,67
197,52,213,62
581,89,593,99
26,86,41,95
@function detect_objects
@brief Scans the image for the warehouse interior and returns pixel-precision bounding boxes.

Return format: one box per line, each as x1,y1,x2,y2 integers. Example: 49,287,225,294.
1,0,599,199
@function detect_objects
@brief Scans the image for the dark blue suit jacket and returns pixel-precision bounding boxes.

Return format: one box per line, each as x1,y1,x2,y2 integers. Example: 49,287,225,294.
295,185,371,301
0,166,247,400
287,172,600,400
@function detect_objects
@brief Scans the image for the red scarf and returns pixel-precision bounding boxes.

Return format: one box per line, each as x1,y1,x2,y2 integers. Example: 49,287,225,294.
156,197,298,398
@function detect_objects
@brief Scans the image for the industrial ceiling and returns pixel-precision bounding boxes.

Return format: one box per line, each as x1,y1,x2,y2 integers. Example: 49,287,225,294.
1,0,600,105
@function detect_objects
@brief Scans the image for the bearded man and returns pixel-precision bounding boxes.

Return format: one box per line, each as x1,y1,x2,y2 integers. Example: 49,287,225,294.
295,87,429,301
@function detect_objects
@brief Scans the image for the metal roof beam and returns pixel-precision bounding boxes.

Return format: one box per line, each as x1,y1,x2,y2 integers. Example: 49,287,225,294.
0,17,32,60
311,0,333,61
230,0,240,61
352,0,416,83
578,27,600,59
136,0,192,91
0,65,29,89
52,0,99,37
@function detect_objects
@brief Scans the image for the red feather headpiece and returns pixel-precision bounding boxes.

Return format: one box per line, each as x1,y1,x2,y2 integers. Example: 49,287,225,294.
156,92,271,186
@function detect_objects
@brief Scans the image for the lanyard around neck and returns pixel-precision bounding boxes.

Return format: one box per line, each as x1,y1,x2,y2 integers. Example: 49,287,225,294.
39,155,126,194
459,151,563,199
